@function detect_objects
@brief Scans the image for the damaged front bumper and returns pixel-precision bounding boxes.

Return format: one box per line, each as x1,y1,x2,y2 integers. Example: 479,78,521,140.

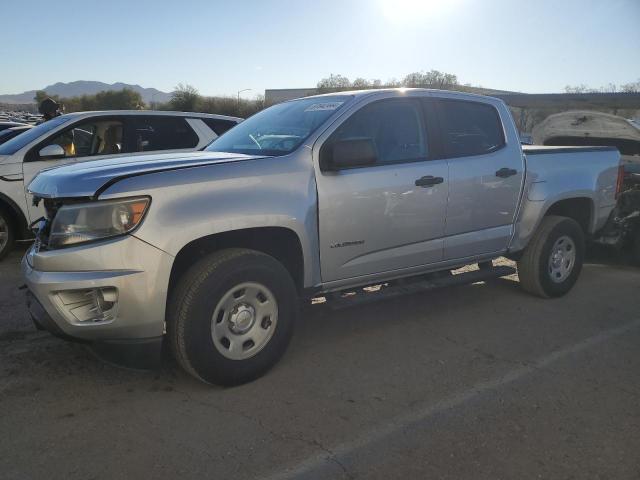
22,234,174,368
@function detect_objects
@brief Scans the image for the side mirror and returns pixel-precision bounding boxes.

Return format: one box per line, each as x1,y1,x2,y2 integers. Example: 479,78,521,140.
38,144,66,159
321,138,377,171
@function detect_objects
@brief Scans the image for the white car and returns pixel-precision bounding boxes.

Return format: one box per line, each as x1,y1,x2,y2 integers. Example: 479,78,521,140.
0,110,241,258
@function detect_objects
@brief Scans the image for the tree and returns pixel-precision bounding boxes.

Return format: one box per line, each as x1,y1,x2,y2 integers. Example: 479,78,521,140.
352,77,371,88
565,84,585,93
34,90,61,107
621,79,640,93
564,83,623,94
48,88,145,112
315,71,459,93
317,74,351,92
170,83,201,112
402,70,458,89
402,72,425,87
34,90,50,104
253,93,265,111
172,92,264,118
93,88,145,109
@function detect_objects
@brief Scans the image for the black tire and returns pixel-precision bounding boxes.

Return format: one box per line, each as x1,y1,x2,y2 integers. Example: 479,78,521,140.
517,215,585,298
167,248,298,386
0,207,16,261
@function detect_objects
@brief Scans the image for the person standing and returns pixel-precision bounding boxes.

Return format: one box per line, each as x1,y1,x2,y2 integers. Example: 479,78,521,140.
37,97,63,122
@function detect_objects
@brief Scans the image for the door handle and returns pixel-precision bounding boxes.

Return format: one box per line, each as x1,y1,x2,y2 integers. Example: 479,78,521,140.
415,175,444,187
495,167,518,178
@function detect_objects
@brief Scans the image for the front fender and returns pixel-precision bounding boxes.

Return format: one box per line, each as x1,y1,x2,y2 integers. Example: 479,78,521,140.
99,152,321,287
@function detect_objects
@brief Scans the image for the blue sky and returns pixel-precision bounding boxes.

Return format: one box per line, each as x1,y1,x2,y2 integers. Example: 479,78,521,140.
1,0,638,97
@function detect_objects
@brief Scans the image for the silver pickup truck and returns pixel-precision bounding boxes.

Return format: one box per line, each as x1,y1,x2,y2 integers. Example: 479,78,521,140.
23,89,622,385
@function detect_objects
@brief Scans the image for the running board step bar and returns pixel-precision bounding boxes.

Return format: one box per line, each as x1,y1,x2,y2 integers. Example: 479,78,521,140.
321,265,517,310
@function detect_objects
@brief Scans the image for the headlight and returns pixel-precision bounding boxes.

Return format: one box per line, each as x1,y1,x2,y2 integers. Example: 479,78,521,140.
48,197,150,249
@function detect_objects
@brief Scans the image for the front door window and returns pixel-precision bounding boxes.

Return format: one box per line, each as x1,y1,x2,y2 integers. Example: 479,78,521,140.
41,120,124,159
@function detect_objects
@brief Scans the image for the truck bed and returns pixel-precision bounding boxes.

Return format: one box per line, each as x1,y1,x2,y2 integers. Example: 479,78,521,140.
515,145,621,242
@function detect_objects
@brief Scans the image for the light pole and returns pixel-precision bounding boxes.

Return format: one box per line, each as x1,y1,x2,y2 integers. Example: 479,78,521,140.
237,88,252,108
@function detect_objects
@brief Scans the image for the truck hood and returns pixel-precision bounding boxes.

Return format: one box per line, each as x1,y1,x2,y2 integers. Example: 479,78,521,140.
27,151,267,199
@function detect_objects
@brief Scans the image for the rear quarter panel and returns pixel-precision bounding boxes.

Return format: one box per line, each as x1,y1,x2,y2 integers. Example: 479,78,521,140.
510,148,620,251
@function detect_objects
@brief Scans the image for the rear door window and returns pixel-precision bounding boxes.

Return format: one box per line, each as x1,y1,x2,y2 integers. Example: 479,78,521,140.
202,118,238,136
436,99,505,158
128,116,199,152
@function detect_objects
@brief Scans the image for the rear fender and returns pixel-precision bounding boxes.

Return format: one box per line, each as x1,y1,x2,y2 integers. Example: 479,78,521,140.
510,187,596,252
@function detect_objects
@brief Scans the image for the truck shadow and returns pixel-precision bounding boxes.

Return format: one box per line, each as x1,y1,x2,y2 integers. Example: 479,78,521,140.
586,243,637,269
2,276,524,393
2,259,632,395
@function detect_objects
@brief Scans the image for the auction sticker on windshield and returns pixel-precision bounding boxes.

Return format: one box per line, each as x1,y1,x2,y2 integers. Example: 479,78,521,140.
304,102,344,112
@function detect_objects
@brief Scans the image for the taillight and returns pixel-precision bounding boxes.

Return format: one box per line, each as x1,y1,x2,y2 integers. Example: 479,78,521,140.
615,165,625,199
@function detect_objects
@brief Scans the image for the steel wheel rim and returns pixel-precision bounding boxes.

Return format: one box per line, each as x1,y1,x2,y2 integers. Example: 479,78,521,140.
0,216,8,252
211,282,278,360
548,235,576,283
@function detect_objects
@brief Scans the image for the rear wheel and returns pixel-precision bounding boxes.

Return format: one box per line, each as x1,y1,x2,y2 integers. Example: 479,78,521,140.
517,215,585,298
0,208,15,261
168,248,298,386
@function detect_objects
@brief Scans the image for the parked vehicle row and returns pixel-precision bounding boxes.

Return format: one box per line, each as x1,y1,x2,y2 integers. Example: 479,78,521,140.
0,110,242,258
0,111,42,125
23,88,622,386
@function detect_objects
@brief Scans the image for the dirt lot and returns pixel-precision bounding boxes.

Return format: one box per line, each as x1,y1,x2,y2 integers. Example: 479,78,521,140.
1,244,639,480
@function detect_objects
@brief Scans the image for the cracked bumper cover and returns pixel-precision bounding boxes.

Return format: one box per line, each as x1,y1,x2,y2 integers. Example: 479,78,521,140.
22,235,174,367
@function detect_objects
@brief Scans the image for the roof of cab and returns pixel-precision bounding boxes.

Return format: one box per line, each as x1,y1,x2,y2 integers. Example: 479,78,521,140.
58,110,243,122
295,87,503,104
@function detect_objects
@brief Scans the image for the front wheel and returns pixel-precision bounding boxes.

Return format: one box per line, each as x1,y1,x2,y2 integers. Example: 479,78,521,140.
167,248,298,386
517,215,585,298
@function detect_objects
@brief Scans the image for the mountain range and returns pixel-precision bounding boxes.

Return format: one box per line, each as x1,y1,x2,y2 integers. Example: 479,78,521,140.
0,81,173,105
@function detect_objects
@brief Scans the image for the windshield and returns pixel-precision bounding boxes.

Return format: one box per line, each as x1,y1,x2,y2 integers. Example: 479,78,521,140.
0,115,72,155
206,95,352,156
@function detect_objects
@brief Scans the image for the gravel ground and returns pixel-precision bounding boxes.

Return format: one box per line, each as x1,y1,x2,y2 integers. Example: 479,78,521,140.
1,244,639,480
